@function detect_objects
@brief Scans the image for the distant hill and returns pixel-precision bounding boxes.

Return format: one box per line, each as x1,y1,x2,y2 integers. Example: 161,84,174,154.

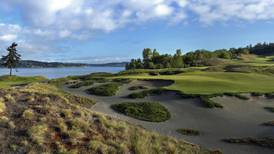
0,60,127,68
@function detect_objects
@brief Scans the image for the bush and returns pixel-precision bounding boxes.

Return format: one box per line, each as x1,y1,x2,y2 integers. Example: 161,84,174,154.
86,83,120,96
128,86,148,91
176,128,200,136
265,93,274,99
22,109,35,120
251,92,265,96
0,99,6,113
200,96,223,108
111,102,170,122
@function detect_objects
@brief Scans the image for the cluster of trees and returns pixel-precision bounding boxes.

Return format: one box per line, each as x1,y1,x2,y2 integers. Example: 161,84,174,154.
248,43,274,56
125,47,249,70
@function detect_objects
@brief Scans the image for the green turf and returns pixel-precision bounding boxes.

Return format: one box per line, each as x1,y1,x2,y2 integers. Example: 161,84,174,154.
113,71,274,95
0,75,47,88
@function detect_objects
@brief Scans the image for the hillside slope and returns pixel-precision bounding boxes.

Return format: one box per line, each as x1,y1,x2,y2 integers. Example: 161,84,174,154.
0,83,214,154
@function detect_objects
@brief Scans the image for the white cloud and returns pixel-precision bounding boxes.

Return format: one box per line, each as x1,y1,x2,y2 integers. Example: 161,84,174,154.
1,0,274,61
0,34,17,41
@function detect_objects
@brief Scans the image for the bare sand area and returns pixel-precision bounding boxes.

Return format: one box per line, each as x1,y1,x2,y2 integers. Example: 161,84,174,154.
63,80,274,154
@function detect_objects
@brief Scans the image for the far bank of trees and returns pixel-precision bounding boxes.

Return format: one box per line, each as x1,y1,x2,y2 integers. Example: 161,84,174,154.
126,42,274,70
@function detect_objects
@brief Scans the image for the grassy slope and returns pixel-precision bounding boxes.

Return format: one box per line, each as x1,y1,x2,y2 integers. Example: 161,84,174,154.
0,76,47,88
0,82,213,154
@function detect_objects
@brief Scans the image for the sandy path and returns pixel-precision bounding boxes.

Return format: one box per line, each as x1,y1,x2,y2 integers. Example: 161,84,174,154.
63,80,274,154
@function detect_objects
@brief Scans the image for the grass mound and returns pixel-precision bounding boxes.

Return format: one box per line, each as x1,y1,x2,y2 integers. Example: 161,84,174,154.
0,82,213,154
111,102,170,122
176,128,200,136
128,89,164,99
86,83,120,96
200,96,223,108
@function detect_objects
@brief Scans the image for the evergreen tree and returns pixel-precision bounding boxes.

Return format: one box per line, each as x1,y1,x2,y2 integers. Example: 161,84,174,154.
1,42,21,76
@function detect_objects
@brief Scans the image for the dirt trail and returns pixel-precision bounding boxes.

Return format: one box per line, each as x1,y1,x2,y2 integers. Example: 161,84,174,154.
63,80,274,154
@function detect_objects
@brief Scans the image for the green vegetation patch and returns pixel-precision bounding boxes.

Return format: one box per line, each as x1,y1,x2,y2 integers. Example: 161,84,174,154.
86,83,120,96
128,89,164,99
111,102,170,122
69,80,94,88
223,137,274,149
128,85,148,91
200,96,223,108
176,128,200,136
224,93,249,100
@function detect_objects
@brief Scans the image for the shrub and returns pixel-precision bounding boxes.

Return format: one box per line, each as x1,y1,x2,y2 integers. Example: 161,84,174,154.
88,140,108,153
176,128,200,136
86,83,120,96
0,99,6,113
223,137,274,149
28,124,48,145
22,109,35,120
200,96,223,108
262,121,274,126
0,116,9,127
251,92,265,96
111,102,170,122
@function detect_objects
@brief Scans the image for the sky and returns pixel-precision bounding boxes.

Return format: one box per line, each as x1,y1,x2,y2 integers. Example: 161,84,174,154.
0,0,274,63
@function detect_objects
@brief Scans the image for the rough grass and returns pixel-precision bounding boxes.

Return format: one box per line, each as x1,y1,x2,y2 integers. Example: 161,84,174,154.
128,89,164,99
0,83,213,154
111,102,171,122
86,83,120,96
176,128,200,136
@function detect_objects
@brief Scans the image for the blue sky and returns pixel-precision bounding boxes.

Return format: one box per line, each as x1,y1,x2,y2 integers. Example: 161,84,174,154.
0,0,274,63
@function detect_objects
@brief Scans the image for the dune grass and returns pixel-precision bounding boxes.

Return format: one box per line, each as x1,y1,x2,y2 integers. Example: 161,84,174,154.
0,82,213,154
111,102,171,122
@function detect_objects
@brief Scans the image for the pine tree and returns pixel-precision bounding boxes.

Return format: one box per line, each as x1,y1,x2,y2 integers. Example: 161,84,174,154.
1,42,21,76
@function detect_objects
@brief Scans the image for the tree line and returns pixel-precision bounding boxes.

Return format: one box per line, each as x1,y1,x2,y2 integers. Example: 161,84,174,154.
126,42,274,70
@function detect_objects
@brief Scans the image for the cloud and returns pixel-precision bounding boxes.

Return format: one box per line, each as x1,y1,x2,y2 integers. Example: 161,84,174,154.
1,0,274,62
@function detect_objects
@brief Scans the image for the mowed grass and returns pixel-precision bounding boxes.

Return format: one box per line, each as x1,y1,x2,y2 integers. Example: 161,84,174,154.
113,71,274,95
0,75,47,88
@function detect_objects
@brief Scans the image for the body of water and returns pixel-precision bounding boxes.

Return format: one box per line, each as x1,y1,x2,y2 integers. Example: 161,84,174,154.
0,67,124,79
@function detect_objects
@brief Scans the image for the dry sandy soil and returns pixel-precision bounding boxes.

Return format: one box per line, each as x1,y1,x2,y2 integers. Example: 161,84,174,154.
63,80,274,154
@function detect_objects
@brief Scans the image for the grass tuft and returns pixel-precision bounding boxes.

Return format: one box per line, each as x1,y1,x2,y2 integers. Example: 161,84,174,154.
111,102,170,122
86,83,120,96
